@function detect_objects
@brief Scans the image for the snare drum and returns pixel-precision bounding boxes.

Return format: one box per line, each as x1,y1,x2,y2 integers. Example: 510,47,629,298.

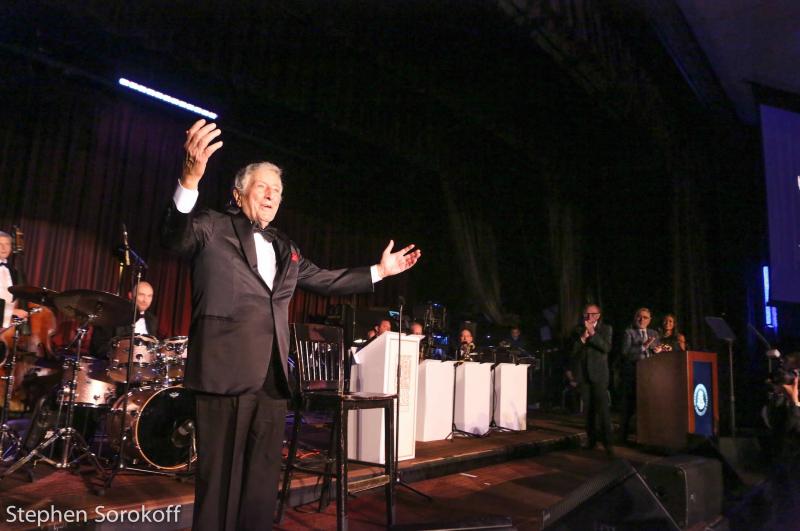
108,334,159,383
61,356,116,408
108,385,196,470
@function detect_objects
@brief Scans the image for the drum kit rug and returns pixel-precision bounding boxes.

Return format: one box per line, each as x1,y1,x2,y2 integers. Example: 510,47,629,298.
0,286,196,491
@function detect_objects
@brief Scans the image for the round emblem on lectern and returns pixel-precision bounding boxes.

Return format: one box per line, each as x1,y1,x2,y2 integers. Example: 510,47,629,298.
693,384,708,416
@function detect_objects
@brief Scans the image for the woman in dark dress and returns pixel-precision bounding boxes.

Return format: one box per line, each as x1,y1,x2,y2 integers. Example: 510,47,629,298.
659,313,687,352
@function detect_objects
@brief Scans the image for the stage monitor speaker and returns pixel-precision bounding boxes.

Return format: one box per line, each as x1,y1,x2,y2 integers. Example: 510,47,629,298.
640,455,723,528
541,459,680,531
687,435,745,497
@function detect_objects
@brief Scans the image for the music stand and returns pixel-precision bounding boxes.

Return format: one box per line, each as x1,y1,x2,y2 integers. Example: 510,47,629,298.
705,316,736,436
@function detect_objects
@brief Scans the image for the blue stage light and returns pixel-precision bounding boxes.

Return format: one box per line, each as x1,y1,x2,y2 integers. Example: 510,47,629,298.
118,78,218,119
763,265,778,329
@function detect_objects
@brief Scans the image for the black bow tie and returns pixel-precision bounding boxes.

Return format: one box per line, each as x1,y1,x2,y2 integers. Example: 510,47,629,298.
253,224,279,243
0,262,8,268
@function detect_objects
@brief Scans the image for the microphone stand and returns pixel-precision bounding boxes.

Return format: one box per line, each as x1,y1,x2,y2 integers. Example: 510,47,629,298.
393,297,431,501
484,349,516,435
105,241,178,491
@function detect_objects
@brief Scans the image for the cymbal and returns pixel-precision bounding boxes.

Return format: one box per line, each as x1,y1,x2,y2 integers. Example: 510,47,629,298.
54,289,133,327
8,286,60,307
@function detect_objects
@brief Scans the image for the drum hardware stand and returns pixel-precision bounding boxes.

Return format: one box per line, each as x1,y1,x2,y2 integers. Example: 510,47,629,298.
393,298,431,501
104,260,158,489
0,314,33,463
1,315,107,481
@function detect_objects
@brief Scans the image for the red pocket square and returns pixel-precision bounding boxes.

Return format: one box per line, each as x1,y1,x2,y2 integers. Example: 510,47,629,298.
291,252,300,262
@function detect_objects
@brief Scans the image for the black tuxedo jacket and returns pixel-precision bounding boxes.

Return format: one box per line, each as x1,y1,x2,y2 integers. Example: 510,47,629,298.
162,202,373,396
570,322,612,386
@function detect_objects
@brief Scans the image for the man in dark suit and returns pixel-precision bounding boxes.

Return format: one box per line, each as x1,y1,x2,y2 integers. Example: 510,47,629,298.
620,307,665,444
163,119,421,531
89,280,160,359
570,303,614,456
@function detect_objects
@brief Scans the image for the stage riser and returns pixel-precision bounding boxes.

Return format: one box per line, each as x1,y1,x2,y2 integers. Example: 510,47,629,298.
286,431,583,508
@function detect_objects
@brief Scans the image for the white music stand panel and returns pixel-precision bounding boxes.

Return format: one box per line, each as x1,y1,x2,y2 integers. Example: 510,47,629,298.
493,363,529,430
416,360,455,441
454,362,492,435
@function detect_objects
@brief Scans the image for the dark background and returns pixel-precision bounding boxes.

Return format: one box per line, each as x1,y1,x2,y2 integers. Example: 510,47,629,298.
0,1,783,429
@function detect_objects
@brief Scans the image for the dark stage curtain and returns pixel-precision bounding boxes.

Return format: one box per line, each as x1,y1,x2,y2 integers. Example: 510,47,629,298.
442,178,509,326
0,62,403,345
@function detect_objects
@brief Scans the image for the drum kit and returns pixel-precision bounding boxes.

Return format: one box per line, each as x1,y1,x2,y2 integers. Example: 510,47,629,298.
0,286,195,486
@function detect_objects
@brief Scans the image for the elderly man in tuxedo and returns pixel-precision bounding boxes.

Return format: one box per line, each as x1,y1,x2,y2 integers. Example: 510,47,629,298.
162,119,421,531
620,307,665,444
570,303,614,456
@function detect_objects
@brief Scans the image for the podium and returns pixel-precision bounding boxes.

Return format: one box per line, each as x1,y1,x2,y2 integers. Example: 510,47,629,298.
637,350,718,449
454,362,492,435
416,360,455,441
493,363,529,431
348,332,421,463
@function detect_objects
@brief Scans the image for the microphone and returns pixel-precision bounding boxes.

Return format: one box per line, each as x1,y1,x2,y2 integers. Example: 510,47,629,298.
397,296,405,334
122,223,131,266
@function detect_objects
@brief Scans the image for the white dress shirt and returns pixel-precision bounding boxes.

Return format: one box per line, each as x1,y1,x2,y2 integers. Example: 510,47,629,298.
134,314,149,335
0,260,15,328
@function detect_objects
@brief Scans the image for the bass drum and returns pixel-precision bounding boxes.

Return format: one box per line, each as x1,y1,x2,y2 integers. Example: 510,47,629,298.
108,386,196,471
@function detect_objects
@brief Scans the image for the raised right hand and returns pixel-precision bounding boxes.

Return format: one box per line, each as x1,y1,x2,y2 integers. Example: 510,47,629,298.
181,119,223,189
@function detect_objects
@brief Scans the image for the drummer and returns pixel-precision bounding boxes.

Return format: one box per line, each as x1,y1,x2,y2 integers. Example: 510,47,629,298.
89,281,160,359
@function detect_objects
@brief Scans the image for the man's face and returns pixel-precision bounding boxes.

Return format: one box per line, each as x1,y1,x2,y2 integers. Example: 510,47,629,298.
0,237,11,260
133,282,154,312
411,323,424,335
634,310,651,330
511,328,520,340
236,166,283,228
583,305,601,325
460,329,473,344
378,320,392,335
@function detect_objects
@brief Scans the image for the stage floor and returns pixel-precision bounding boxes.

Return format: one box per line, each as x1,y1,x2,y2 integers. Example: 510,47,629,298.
0,411,714,530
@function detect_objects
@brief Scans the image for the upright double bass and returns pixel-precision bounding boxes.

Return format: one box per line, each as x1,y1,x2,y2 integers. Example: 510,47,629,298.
0,226,58,411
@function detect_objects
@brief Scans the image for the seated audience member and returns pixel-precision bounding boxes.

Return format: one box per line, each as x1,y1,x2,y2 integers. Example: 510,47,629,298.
658,313,687,352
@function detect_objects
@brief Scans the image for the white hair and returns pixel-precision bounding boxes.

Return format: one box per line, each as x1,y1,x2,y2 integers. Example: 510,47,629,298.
233,162,283,194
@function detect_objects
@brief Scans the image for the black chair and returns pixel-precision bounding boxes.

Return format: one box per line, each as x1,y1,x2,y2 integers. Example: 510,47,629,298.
276,323,395,531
